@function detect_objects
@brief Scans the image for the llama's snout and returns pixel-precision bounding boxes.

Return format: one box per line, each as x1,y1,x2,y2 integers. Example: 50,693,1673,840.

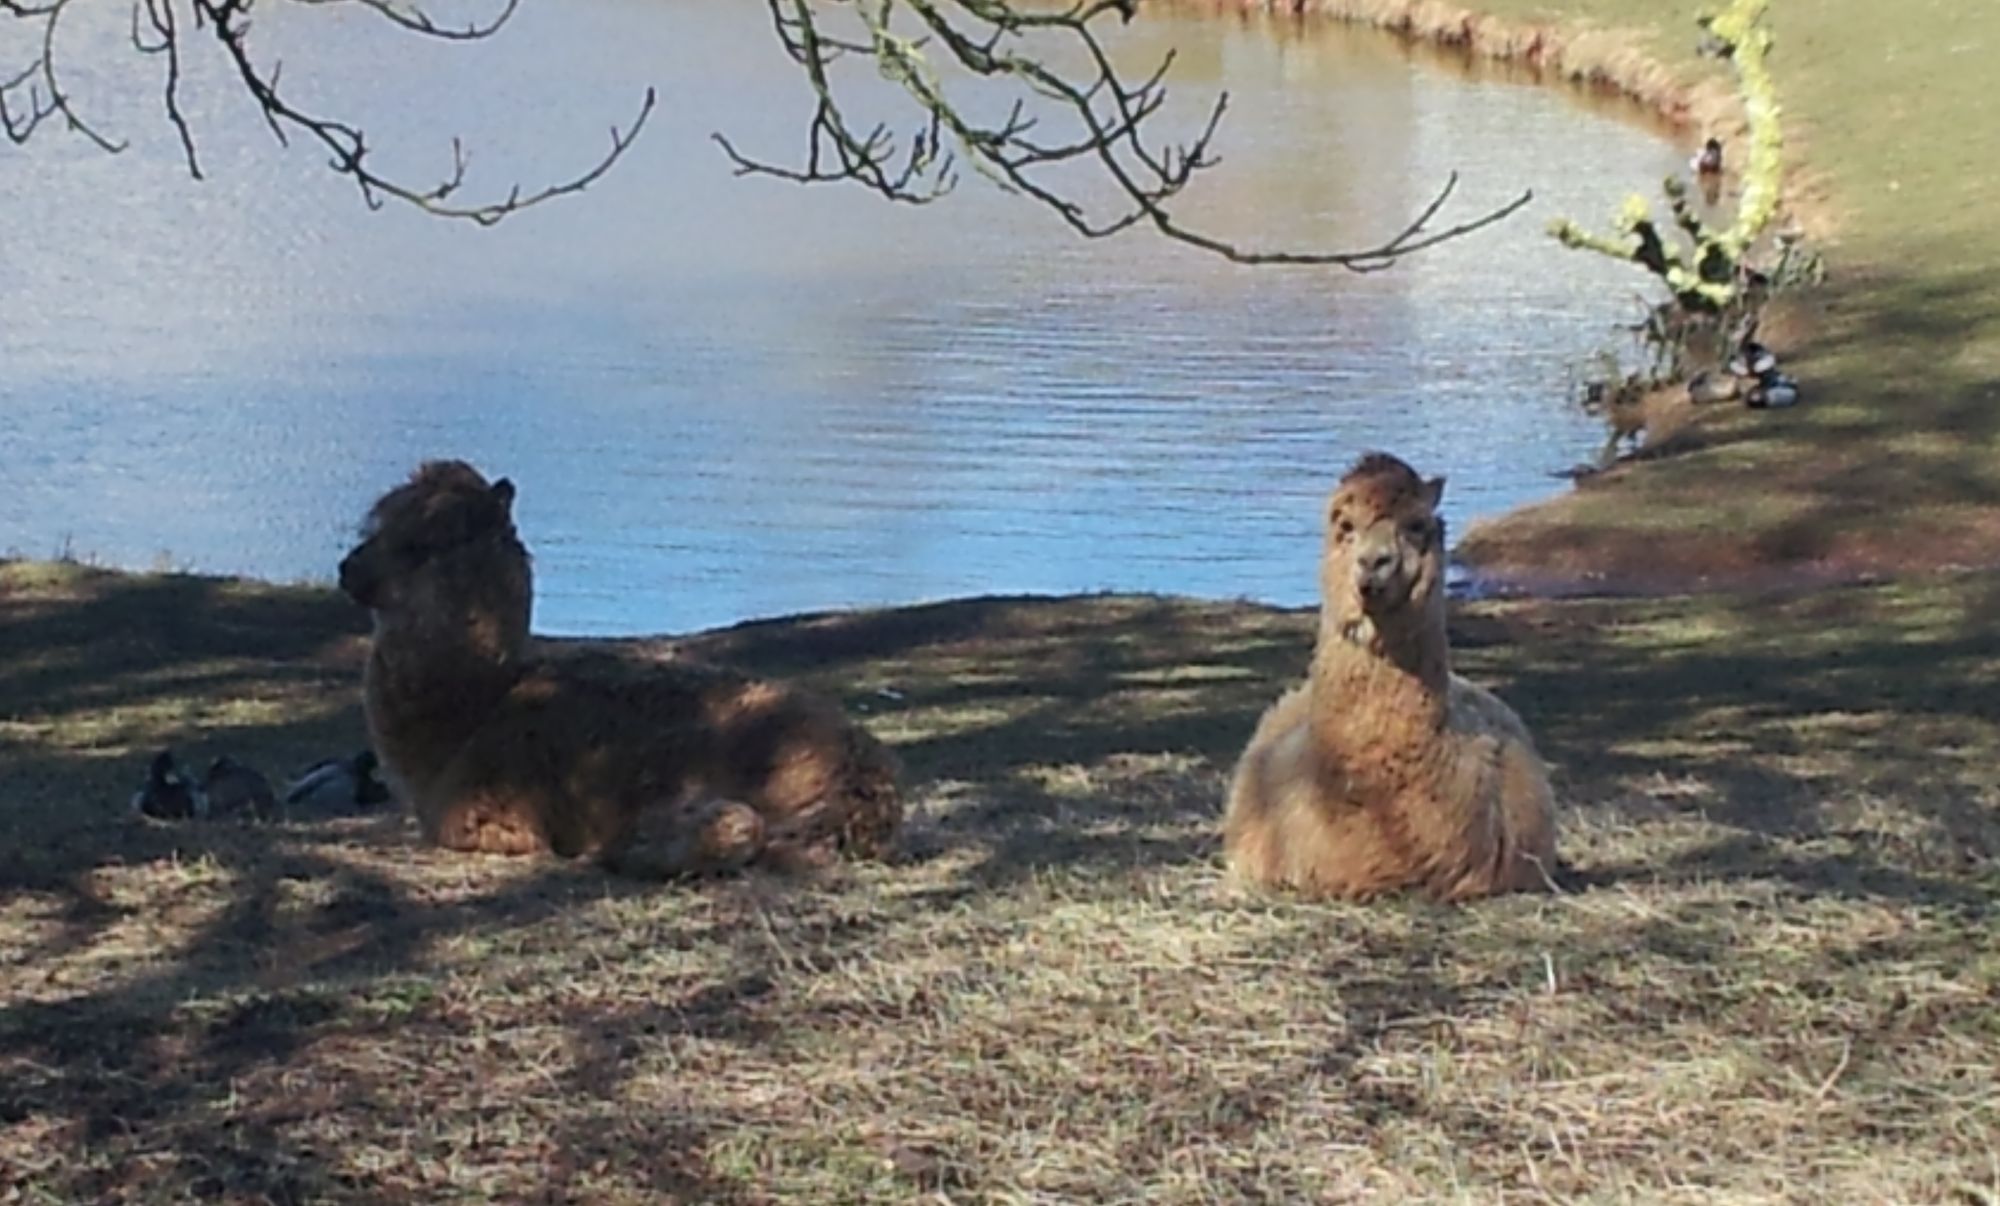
1354,543,1401,600
337,548,376,606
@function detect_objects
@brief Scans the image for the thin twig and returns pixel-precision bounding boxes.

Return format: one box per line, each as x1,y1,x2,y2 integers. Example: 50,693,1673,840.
721,0,1529,269
6,0,654,225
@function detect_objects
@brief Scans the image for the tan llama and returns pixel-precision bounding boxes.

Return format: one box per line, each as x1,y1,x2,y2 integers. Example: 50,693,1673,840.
1222,452,1558,902
337,460,902,877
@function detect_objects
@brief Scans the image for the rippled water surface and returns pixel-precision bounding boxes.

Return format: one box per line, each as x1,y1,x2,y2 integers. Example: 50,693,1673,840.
0,2,1682,634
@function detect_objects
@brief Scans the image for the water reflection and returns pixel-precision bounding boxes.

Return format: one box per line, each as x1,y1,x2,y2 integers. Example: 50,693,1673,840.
0,2,1683,635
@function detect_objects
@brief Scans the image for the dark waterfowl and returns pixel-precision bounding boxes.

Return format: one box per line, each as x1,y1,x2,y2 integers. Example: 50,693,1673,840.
1729,340,1778,378
131,748,207,820
1746,370,1801,409
202,756,280,821
1692,136,1724,176
283,750,393,813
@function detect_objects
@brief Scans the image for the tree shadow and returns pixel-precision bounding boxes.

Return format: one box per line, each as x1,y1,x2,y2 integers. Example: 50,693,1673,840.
0,830,770,1201
1453,580,2000,913
8,557,1999,1196
0,561,775,1197
671,583,2000,914
673,593,1308,888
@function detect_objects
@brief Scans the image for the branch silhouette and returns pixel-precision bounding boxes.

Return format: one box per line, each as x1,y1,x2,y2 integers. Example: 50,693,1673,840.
715,0,1530,269
5,0,652,224
5,0,1527,261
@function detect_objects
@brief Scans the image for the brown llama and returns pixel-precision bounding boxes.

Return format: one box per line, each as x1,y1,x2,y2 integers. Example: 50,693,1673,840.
1222,452,1558,902
337,460,901,877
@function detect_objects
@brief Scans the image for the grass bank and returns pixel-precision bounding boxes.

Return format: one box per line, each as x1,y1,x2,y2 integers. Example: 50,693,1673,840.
1219,0,2000,590
4,559,1996,1200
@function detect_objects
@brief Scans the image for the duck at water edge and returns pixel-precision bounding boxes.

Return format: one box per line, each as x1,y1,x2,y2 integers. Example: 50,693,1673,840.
1729,339,1778,378
1746,370,1801,409
1692,137,1724,177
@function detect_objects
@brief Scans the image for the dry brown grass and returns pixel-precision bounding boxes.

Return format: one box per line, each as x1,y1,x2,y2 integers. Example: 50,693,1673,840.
3,559,1997,1201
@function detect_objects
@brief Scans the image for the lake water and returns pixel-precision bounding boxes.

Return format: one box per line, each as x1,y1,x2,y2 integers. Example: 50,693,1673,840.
0,1,1683,636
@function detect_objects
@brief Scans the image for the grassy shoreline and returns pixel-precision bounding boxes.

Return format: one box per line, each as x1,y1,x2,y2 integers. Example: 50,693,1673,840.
5,557,1997,1199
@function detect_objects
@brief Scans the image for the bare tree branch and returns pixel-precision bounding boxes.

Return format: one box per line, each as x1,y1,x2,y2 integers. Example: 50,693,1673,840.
4,0,653,225
0,56,58,145
4,0,1528,262
196,0,656,224
131,0,202,177
293,0,523,43
3,0,128,152
719,0,1531,270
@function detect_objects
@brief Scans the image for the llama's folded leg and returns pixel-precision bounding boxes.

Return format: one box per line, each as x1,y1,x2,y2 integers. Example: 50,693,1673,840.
1495,741,1560,893
427,790,550,857
1222,687,1314,888
600,797,767,879
1222,747,1281,886
715,697,903,863
418,745,559,857
830,729,903,860
1227,743,1419,901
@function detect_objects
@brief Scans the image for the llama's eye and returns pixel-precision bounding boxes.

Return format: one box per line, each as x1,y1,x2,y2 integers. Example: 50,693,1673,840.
1332,515,1354,539
1404,519,1430,543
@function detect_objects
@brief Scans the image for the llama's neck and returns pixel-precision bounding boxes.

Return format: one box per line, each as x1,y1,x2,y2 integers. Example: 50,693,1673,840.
373,613,520,682
1307,592,1451,793
364,596,529,783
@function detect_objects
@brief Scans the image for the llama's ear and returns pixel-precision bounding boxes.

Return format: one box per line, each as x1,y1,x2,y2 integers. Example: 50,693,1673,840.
491,478,516,511
1423,476,1447,509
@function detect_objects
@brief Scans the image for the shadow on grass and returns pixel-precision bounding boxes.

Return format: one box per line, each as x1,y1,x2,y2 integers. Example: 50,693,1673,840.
0,573,1314,1197
1455,578,2000,913
0,831,769,1200
5,560,1999,1196
0,565,768,1198
680,592,1309,886
696,585,2000,916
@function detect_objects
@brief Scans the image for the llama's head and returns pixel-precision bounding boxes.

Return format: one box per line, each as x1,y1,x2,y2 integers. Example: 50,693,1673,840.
1322,452,1447,622
338,460,532,649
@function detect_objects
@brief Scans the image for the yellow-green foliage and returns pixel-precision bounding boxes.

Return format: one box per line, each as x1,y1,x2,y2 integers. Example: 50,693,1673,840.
1547,0,1783,311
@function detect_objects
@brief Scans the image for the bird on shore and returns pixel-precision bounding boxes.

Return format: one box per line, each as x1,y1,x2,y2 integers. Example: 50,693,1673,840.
1695,17,1734,59
283,749,392,814
131,748,208,820
1692,137,1724,177
1746,370,1801,409
202,756,280,821
1729,339,1778,378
